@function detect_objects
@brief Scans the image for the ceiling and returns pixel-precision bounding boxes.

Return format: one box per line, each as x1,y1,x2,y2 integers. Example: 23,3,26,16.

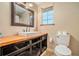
34,2,44,5
34,2,53,6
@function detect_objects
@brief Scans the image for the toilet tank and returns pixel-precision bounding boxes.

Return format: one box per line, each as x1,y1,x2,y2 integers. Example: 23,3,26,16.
55,31,70,46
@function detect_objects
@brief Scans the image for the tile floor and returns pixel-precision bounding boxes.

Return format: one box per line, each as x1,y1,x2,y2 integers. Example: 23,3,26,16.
41,48,55,56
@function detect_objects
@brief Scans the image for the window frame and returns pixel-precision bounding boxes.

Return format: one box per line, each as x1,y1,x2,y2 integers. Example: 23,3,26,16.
41,6,55,26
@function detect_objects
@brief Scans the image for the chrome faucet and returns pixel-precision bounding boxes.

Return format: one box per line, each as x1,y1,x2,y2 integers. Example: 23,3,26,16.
23,26,30,32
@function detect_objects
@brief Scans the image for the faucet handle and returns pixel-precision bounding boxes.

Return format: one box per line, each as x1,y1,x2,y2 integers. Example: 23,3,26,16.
23,29,25,32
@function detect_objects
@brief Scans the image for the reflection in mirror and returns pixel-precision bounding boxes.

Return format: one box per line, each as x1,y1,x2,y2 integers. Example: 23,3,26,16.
11,2,34,27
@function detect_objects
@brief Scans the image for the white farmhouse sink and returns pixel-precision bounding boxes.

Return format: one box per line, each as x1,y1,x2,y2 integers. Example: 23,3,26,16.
18,32,38,36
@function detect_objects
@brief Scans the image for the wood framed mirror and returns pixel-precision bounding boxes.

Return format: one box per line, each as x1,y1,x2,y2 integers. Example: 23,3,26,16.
11,2,34,27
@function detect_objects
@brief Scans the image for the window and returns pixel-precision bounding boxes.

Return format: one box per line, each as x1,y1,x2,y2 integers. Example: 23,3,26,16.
41,7,54,25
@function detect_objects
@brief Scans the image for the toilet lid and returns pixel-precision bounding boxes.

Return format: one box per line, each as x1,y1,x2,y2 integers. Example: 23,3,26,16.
55,45,71,56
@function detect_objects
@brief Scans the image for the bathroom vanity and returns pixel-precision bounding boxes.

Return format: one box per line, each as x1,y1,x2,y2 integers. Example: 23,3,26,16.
0,32,48,56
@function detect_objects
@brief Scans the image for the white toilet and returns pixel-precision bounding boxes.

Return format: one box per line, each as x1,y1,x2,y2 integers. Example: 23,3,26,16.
54,31,72,56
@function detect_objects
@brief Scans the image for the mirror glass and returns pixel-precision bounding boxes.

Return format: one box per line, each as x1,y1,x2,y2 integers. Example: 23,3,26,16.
11,2,34,27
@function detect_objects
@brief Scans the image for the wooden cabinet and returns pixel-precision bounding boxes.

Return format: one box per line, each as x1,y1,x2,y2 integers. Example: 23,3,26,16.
1,34,48,56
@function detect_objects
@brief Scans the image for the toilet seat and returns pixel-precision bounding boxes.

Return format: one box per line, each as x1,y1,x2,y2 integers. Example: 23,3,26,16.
55,45,71,56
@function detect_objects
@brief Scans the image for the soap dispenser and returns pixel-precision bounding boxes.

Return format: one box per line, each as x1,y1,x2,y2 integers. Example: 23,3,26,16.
0,33,3,38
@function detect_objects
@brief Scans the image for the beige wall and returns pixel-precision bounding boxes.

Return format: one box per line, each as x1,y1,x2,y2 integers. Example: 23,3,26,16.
0,2,38,36
37,2,79,55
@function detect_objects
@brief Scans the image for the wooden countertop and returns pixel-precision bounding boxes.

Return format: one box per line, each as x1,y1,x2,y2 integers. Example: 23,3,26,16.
0,32,48,47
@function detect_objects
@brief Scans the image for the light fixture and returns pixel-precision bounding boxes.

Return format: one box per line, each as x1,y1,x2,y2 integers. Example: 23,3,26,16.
29,3,33,7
